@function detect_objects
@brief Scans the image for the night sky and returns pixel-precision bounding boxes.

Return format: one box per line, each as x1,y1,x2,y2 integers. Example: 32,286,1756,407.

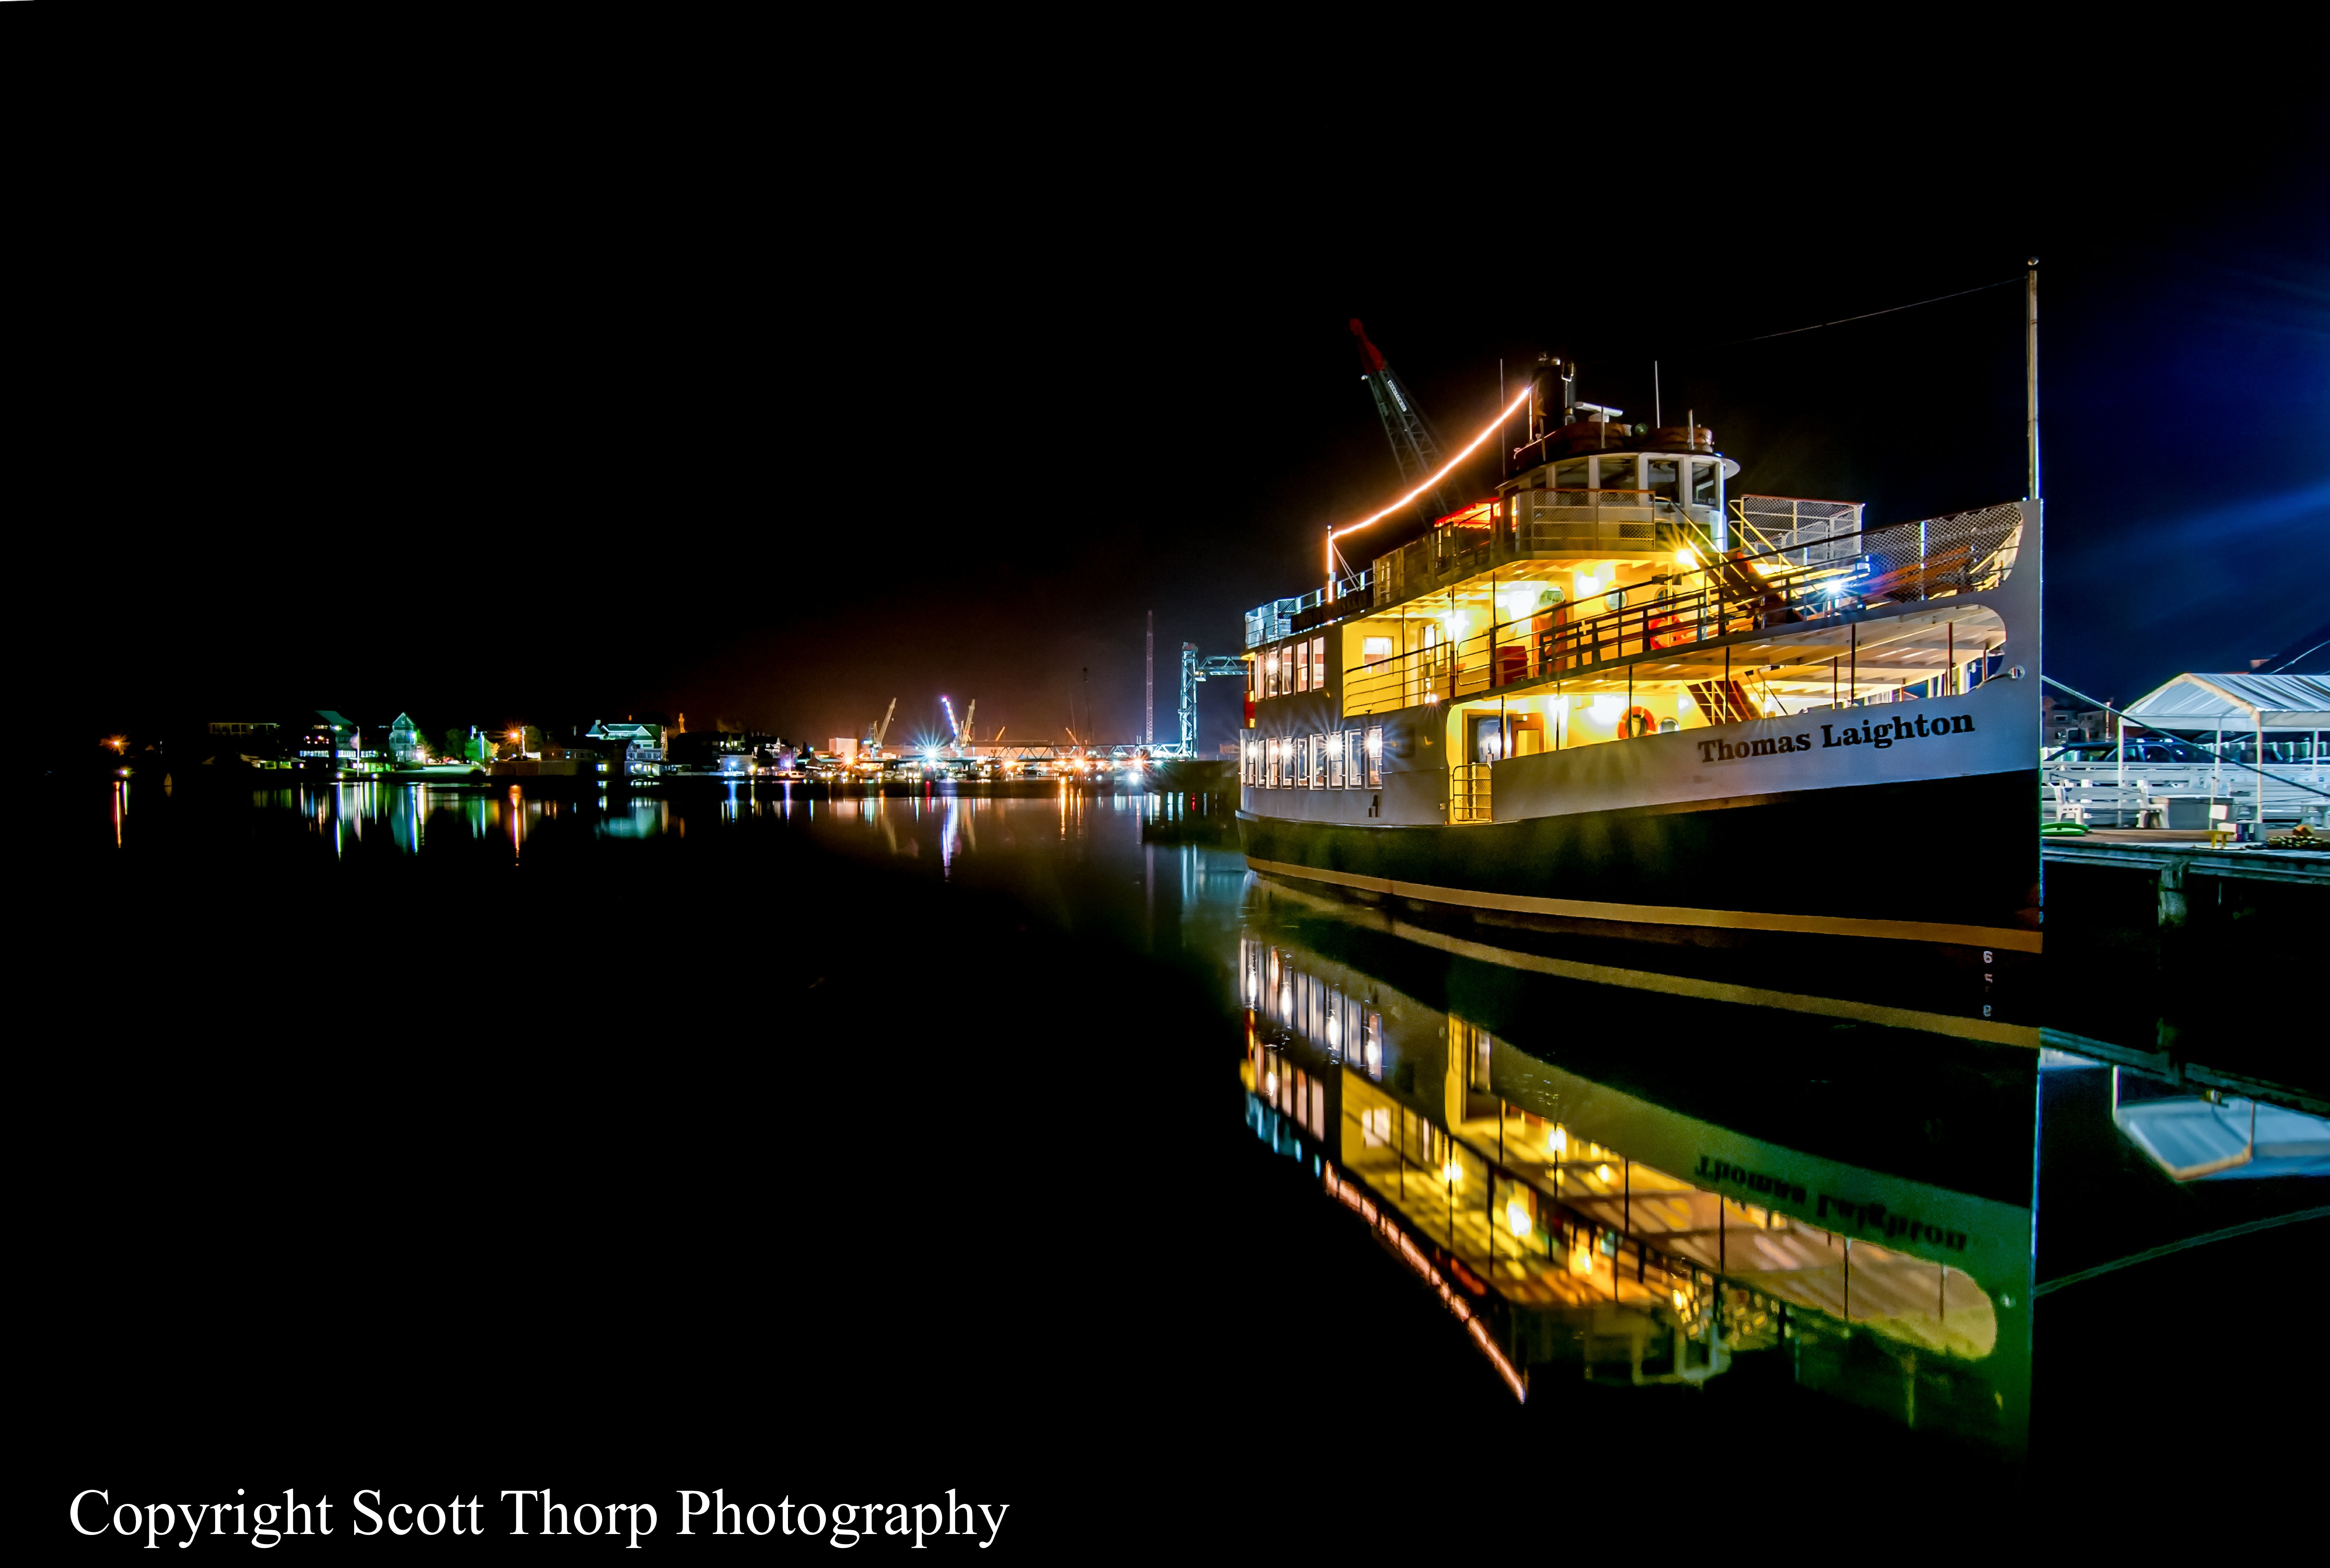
55,94,2327,748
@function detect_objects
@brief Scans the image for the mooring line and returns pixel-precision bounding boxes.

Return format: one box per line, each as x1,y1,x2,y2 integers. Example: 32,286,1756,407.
2032,1206,2330,1296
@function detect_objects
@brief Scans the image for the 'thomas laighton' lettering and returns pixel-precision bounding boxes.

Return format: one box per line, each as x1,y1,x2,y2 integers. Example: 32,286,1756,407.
1696,1154,1807,1204
1696,1155,1971,1253
1820,712,1976,750
1698,733,1813,762
1698,712,1975,763
1816,1193,1969,1252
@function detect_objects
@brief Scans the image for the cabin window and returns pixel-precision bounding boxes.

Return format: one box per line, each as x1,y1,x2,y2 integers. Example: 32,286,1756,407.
1690,459,1719,508
1365,725,1384,787
1294,643,1309,693
1295,736,1311,787
1594,455,1635,493
1553,458,1589,494
1362,635,1393,663
1311,734,1329,788
1264,648,1281,698
1311,636,1327,691
1343,730,1363,786
1327,730,1344,788
1646,457,1680,503
1266,737,1280,788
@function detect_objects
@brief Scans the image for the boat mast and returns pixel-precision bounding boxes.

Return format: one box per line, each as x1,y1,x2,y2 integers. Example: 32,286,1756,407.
2026,257,2041,500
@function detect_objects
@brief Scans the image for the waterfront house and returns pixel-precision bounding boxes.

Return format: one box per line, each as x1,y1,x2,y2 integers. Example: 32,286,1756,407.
585,719,665,776
297,711,365,769
387,713,427,765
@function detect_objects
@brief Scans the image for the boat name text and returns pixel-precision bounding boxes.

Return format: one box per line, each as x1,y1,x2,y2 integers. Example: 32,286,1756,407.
1695,1155,1970,1252
1697,713,1975,764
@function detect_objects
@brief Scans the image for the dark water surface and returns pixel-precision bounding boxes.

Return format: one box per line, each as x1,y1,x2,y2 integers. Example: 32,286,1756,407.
43,777,2325,1540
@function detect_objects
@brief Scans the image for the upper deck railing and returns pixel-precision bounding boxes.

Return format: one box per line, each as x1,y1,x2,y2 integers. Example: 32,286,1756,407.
1246,570,1375,649
1337,502,2023,716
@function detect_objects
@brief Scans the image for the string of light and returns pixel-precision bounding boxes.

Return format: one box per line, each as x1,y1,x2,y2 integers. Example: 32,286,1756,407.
1326,382,1539,576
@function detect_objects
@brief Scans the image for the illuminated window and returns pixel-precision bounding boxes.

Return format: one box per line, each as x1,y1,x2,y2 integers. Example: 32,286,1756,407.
1690,459,1719,508
1311,636,1327,691
1310,734,1328,788
1362,635,1392,663
1265,738,1279,789
1345,730,1364,786
1326,731,1343,788
1294,736,1309,787
1361,1106,1390,1147
1265,649,1281,698
1365,726,1383,787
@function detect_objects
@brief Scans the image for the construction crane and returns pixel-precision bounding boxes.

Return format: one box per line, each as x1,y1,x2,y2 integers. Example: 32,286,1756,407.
1180,644,1247,757
864,697,897,756
957,699,977,755
1351,319,1453,529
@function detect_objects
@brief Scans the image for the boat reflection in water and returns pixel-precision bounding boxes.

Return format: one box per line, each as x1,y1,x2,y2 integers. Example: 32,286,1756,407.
1238,878,2044,1450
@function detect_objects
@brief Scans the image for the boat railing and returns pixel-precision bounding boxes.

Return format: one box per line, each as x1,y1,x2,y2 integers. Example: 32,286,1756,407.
1339,502,2027,717
2043,759,2330,827
1448,762,1492,823
1733,495,1865,567
1246,568,1376,648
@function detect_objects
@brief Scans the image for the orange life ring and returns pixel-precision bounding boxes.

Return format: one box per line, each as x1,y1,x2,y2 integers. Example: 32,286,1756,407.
1622,706,1659,738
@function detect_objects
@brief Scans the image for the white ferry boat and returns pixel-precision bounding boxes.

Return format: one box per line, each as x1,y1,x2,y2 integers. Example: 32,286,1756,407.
1237,294,2044,970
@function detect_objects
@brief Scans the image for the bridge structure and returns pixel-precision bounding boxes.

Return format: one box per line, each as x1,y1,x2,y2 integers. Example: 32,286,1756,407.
1181,644,1247,759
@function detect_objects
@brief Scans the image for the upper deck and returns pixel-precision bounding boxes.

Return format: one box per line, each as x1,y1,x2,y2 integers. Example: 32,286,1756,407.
1248,416,1753,644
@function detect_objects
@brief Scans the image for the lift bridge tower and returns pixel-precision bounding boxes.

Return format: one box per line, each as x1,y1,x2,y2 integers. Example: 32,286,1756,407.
1179,644,1245,757
1351,319,1452,525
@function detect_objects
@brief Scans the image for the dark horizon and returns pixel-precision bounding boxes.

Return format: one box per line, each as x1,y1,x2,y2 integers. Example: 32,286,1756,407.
48,105,2327,747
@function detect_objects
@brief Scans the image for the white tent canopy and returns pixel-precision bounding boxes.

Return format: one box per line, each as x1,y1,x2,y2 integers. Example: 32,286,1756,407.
2120,672,2330,733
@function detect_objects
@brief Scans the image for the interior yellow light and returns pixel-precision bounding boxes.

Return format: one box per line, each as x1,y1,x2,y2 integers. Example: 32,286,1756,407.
1576,574,1603,598
1443,1161,1464,1186
1505,1201,1532,1237
1595,1163,1613,1182
1548,1127,1567,1154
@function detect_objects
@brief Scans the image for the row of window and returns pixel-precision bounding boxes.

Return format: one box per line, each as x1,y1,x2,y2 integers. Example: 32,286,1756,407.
1260,635,1328,698
1243,727,1384,790
1523,454,1723,506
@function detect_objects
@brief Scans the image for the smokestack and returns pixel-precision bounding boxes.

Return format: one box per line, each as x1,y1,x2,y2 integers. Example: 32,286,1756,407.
1145,611,1154,745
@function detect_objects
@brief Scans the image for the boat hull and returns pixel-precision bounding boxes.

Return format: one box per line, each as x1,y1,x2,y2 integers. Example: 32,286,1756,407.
1238,767,2042,952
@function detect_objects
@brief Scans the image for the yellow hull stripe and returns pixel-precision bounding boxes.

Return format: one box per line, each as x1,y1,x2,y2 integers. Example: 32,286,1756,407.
1242,855,2045,955
1251,877,2044,1050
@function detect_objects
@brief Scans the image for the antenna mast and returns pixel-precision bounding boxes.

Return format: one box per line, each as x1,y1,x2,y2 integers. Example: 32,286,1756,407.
2026,258,2041,500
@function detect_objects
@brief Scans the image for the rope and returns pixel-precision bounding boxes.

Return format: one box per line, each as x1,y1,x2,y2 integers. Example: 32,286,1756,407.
2033,1206,2330,1296
1715,276,2023,347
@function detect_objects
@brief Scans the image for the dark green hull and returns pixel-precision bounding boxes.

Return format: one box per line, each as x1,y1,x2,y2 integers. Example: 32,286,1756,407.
1240,769,2042,943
